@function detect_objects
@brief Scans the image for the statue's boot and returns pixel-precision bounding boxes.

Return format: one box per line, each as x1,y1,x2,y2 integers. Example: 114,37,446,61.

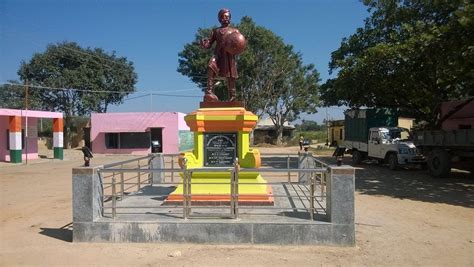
204,77,219,102
228,87,237,102
227,78,237,102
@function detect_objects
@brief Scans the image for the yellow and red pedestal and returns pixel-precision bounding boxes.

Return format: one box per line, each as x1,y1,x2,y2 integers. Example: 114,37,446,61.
166,106,273,205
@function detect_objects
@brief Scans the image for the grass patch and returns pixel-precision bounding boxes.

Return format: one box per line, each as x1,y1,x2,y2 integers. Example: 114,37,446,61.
286,130,328,146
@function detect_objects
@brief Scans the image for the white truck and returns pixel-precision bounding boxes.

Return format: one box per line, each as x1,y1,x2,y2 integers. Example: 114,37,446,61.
344,109,425,170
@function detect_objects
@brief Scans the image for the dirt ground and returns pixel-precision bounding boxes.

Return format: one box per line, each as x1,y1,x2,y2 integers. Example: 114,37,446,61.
0,146,473,266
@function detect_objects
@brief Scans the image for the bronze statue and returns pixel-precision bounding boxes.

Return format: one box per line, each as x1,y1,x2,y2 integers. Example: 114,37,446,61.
200,8,246,102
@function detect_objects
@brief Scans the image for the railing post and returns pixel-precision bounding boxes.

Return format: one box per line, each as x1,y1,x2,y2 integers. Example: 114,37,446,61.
137,161,141,190
99,171,104,217
235,161,239,219
187,171,192,216
287,154,291,183
182,158,188,219
171,156,174,183
309,171,315,220
321,171,326,201
112,173,116,219
230,168,235,217
120,164,124,200
232,158,239,219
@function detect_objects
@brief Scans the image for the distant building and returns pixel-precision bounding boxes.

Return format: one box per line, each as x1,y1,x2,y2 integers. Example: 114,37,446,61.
91,112,192,154
253,117,295,144
328,120,345,147
0,108,63,163
440,99,474,130
398,117,415,130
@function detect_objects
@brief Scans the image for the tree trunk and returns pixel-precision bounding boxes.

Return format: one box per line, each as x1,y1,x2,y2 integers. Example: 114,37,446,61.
275,125,284,146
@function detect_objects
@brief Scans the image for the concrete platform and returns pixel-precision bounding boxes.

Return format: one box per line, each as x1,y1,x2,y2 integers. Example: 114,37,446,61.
72,165,355,246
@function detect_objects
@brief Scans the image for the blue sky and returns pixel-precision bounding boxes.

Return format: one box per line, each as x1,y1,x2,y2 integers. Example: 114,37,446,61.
0,0,368,123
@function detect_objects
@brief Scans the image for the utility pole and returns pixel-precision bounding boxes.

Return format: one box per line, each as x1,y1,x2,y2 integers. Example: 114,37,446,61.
24,80,29,165
325,107,329,146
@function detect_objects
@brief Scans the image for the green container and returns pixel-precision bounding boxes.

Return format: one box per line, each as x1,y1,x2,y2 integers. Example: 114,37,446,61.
344,109,397,142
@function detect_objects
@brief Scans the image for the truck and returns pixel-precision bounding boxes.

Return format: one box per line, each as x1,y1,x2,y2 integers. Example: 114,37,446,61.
414,99,474,178
344,109,425,170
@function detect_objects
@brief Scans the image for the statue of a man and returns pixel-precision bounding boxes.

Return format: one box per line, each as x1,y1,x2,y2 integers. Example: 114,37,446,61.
200,8,245,102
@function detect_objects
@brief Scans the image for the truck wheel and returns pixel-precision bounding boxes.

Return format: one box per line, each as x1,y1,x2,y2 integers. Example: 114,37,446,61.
427,149,451,178
352,150,363,165
388,153,398,170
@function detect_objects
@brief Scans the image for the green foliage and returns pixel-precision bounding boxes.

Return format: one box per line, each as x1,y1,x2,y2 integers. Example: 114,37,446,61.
0,80,42,109
178,16,321,144
295,120,327,132
321,0,474,124
18,42,137,115
16,41,137,147
287,130,327,146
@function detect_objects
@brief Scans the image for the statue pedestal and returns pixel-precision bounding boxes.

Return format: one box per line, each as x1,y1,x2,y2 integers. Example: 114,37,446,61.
166,107,274,205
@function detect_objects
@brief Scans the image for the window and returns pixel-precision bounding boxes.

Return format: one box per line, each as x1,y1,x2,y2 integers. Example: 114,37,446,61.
104,132,150,149
105,133,119,149
370,131,379,141
120,133,150,148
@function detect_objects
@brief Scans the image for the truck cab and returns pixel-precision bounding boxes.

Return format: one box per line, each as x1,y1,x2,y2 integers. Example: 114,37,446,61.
343,108,425,170
368,127,425,169
345,126,425,170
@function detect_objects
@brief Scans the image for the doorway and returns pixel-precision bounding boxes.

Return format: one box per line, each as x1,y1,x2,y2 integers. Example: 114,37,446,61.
150,128,163,153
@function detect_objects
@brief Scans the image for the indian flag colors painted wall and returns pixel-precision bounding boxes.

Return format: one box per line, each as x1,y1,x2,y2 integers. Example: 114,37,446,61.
9,116,22,163
53,118,63,159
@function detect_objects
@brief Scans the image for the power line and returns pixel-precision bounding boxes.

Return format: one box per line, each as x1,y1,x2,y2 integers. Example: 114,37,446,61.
0,82,201,95
150,93,201,98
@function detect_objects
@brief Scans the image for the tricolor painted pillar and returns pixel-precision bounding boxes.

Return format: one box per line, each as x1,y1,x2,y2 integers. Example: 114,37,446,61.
53,118,64,160
9,116,22,163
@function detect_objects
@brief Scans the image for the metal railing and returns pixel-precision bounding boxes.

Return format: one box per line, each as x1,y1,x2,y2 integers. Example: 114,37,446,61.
97,152,328,221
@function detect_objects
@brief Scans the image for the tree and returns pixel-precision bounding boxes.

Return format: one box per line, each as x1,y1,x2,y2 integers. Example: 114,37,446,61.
178,16,320,144
296,120,326,132
17,42,137,146
0,80,42,110
321,0,474,125
265,62,320,144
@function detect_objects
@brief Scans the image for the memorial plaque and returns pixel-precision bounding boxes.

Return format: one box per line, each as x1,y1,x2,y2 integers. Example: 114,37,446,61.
204,133,237,167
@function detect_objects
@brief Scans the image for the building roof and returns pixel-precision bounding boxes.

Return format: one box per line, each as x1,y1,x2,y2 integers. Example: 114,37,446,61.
0,108,62,118
91,112,188,134
255,117,295,130
329,120,345,127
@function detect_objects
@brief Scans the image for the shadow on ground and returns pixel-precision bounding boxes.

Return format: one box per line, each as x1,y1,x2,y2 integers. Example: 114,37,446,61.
39,223,73,242
317,155,474,208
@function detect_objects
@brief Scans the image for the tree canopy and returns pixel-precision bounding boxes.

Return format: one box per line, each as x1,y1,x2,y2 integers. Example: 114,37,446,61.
17,42,137,114
321,0,474,124
0,80,42,110
178,16,320,144
15,42,137,146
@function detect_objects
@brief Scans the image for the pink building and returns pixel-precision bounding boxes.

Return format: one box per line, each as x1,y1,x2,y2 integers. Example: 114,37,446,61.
91,112,191,154
441,100,474,130
0,108,63,163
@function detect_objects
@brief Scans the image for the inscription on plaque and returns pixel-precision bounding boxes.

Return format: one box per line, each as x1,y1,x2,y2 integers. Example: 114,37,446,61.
204,133,237,167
